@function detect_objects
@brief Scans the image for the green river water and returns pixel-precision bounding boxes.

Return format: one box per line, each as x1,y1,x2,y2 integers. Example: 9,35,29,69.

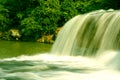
0,40,52,59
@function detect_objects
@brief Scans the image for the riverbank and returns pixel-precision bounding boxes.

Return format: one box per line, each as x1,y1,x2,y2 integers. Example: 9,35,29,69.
0,27,62,44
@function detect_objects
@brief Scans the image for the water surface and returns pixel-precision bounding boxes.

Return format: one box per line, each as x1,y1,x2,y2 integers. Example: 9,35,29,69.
0,41,52,58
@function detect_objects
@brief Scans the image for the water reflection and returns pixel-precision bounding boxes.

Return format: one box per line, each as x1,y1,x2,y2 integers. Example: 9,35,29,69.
0,41,52,58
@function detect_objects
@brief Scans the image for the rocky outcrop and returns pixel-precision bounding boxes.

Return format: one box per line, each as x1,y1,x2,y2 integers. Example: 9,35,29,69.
9,29,21,40
55,27,62,34
0,27,62,43
37,27,62,43
37,34,54,43
0,29,21,41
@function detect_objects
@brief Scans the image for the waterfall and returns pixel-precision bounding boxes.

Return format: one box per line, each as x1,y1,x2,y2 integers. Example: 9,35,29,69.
51,10,120,56
1,10,120,80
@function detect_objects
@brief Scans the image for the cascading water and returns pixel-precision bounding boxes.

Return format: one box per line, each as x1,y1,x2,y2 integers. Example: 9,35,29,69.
51,9,120,56
0,10,120,80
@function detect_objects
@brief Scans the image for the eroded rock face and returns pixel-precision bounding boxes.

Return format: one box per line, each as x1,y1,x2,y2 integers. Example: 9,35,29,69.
9,29,21,40
37,27,62,43
37,34,54,43
0,27,62,42
55,27,62,34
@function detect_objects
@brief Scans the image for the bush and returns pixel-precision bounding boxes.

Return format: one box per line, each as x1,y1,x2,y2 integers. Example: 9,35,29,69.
0,0,120,41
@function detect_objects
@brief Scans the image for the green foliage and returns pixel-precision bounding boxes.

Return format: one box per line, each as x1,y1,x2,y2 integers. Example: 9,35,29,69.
0,0,120,41
97,0,120,9
31,0,61,34
20,17,42,41
19,0,61,41
59,0,78,26
0,4,9,31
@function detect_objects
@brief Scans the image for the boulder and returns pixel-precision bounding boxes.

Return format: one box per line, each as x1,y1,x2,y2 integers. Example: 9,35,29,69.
9,29,21,40
37,34,54,43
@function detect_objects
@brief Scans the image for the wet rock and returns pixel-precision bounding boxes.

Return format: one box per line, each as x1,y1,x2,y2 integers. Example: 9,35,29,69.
8,29,21,40
37,34,54,43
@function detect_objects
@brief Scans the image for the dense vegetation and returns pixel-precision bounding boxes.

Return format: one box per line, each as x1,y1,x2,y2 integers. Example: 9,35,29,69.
0,0,120,42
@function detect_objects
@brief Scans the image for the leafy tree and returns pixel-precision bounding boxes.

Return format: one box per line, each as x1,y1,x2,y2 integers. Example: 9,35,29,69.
2,0,40,29
20,17,42,41
20,0,61,41
0,4,9,31
97,0,120,9
59,0,78,26
0,0,120,41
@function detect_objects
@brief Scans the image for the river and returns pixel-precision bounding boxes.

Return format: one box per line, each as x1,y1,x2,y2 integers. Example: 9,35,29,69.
0,40,52,59
0,9,120,80
0,41,119,80
0,40,107,80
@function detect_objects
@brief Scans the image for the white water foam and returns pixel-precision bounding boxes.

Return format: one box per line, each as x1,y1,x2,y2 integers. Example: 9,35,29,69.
0,50,119,80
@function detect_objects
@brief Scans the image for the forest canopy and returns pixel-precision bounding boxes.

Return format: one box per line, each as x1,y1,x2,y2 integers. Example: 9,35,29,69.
0,0,120,41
